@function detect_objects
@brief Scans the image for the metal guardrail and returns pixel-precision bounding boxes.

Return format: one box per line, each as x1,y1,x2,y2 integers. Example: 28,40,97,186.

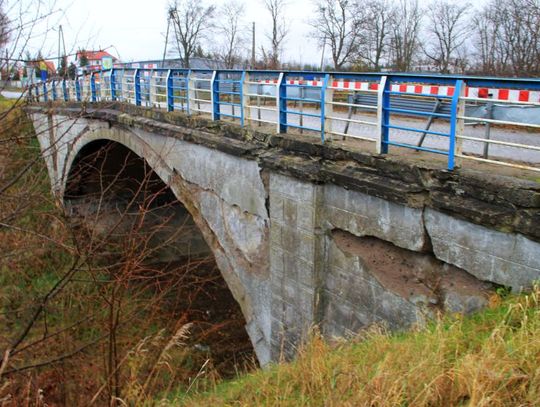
28,69,540,173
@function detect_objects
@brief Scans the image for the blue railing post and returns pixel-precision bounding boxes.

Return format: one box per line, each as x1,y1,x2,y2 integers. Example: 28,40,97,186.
90,73,97,102
42,81,48,102
239,71,246,126
62,79,68,101
134,69,141,106
110,68,117,100
211,71,220,121
185,69,191,115
448,79,464,170
321,73,330,143
378,76,390,154
278,73,287,133
75,78,81,102
166,69,173,111
51,80,57,101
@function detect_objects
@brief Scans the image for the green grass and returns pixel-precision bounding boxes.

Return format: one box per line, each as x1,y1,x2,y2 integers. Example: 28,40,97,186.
165,288,540,406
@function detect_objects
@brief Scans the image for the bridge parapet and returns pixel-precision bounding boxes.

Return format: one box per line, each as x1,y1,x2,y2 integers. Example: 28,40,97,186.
29,68,540,174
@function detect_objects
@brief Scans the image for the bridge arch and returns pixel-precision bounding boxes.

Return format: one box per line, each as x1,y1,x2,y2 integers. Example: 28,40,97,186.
59,123,272,364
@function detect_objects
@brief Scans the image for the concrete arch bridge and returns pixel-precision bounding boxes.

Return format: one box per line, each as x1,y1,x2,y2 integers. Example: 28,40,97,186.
28,70,540,364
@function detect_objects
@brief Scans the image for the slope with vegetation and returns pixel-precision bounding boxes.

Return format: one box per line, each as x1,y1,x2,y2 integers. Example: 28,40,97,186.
0,95,255,405
174,287,540,406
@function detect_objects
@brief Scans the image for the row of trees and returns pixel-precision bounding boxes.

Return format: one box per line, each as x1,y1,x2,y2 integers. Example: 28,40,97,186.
167,0,540,76
166,0,288,70
474,0,540,76
312,0,540,75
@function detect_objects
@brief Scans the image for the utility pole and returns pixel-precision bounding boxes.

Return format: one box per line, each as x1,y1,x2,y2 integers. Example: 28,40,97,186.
320,34,326,71
161,12,171,68
58,25,62,73
319,7,327,71
251,22,256,69
57,25,67,77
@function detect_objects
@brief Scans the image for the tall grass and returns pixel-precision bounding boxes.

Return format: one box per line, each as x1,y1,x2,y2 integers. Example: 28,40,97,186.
174,287,540,406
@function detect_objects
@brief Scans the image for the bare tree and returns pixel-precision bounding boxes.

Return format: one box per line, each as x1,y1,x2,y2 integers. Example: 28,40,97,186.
216,1,246,69
471,0,540,76
310,0,364,70
0,2,9,51
389,0,422,72
423,0,471,73
473,4,501,75
496,0,540,76
168,0,215,68
358,0,395,71
262,0,288,69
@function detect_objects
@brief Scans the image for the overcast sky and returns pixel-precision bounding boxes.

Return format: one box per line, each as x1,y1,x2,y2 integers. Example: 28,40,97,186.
6,0,323,65
6,0,487,66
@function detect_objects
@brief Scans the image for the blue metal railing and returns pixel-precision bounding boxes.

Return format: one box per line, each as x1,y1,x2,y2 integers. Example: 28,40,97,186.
379,76,465,169
28,68,540,173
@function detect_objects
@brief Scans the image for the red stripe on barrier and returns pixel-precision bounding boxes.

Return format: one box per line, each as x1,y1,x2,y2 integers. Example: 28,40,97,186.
499,89,509,100
415,85,422,94
519,90,529,102
344,81,350,89
430,86,439,95
370,83,378,90
355,82,361,89
399,84,407,92
478,88,489,98
447,87,454,96
332,81,338,88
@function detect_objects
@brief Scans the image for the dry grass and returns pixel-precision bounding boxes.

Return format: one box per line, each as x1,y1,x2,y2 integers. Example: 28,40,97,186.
173,286,540,406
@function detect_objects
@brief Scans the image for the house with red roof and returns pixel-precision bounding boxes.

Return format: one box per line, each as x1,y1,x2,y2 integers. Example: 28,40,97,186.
76,50,119,73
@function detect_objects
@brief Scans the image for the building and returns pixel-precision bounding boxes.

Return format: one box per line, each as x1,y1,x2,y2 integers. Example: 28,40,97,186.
23,60,56,82
76,50,119,74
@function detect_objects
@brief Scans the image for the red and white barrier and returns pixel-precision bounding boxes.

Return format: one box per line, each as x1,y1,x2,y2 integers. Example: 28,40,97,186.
256,79,540,103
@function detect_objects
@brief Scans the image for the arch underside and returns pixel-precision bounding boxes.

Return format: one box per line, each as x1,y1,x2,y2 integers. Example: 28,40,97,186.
58,120,272,365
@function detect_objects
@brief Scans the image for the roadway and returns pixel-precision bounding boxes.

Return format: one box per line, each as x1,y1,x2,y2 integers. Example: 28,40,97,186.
184,101,540,165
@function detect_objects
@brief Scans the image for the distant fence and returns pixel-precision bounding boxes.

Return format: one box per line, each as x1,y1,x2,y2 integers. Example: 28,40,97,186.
28,69,540,173
1,80,24,88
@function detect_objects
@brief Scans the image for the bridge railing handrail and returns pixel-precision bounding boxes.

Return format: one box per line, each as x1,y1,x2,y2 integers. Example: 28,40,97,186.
28,68,540,173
